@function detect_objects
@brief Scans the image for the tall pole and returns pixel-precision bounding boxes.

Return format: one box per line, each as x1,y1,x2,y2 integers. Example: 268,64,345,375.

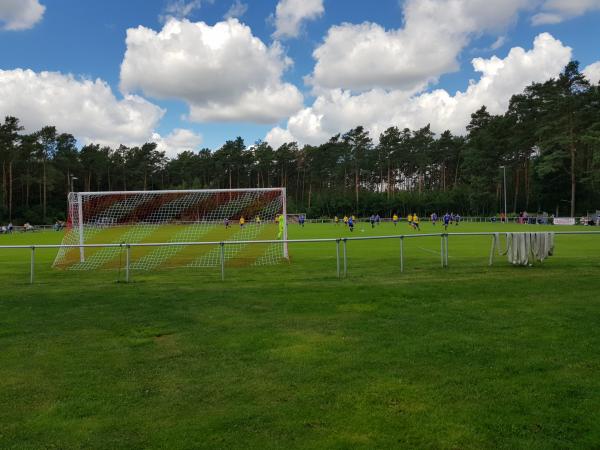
69,175,77,193
501,166,507,223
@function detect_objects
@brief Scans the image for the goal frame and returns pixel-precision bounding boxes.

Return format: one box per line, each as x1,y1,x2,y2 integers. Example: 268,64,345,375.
70,187,288,263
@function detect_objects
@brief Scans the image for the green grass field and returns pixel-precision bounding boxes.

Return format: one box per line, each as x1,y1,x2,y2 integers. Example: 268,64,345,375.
1,222,600,449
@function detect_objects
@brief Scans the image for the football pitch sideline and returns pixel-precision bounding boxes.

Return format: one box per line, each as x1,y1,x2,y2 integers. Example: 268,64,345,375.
1,222,600,448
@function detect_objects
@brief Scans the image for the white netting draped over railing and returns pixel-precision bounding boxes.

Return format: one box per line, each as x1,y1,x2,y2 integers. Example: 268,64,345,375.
53,189,287,271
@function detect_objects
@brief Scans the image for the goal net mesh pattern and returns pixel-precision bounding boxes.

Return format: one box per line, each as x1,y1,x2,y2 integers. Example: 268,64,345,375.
53,189,286,271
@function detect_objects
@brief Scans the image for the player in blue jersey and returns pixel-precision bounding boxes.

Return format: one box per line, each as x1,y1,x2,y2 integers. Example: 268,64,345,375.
348,216,354,232
299,214,305,227
431,212,438,225
443,212,451,230
369,214,376,228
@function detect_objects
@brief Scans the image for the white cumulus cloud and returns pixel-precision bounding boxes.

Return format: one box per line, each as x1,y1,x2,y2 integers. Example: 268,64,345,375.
0,69,164,148
153,128,203,157
266,33,572,148
532,0,600,25
224,0,247,19
0,0,45,31
272,0,324,39
160,0,209,22
583,61,600,84
120,18,303,124
308,0,532,93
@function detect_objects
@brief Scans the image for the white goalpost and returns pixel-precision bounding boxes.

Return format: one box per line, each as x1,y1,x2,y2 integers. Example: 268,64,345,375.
53,188,288,271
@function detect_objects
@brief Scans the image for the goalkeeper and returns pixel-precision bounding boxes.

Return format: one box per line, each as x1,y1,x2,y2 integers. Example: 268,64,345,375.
277,214,285,239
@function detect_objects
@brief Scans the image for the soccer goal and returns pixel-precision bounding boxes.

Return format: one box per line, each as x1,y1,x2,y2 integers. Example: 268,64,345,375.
53,188,288,270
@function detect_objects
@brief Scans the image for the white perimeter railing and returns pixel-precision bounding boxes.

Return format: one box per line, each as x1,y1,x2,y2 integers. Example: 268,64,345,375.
1,231,600,285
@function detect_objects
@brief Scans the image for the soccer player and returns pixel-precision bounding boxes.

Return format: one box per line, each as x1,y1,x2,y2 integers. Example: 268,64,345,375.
348,216,354,232
431,212,438,225
407,213,413,228
392,213,399,226
443,212,451,230
277,214,285,239
239,216,245,227
370,214,376,228
299,214,305,227
343,215,349,227
224,217,230,228
255,215,261,224
455,213,461,226
334,215,339,226
375,214,381,225
413,213,420,231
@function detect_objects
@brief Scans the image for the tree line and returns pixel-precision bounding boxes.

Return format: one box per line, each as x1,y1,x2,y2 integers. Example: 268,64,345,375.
1,62,599,224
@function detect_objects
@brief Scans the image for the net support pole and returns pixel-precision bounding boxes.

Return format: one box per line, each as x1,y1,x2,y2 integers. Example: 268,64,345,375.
400,236,404,273
336,239,341,278
30,246,35,284
125,244,130,283
77,192,85,262
342,238,347,278
282,188,289,259
220,242,225,281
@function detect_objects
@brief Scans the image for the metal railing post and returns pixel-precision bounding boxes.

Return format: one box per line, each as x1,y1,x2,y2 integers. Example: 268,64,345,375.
400,236,404,273
440,234,445,268
489,234,496,266
220,242,225,281
342,238,347,278
336,239,341,278
445,234,449,267
125,244,131,283
30,246,35,284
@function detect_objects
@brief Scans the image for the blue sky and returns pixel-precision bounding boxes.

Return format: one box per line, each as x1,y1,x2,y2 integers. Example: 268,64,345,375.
1,0,599,155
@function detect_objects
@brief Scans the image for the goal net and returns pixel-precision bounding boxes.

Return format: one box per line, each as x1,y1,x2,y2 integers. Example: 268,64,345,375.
53,188,288,271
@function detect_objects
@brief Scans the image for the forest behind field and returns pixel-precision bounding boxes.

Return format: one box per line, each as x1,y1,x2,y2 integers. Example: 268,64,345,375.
1,62,599,223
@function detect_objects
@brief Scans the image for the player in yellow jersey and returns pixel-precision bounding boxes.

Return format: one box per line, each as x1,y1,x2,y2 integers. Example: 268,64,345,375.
343,215,348,226
407,214,413,227
412,213,420,230
392,213,399,226
334,216,339,225
239,216,245,227
255,215,261,224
